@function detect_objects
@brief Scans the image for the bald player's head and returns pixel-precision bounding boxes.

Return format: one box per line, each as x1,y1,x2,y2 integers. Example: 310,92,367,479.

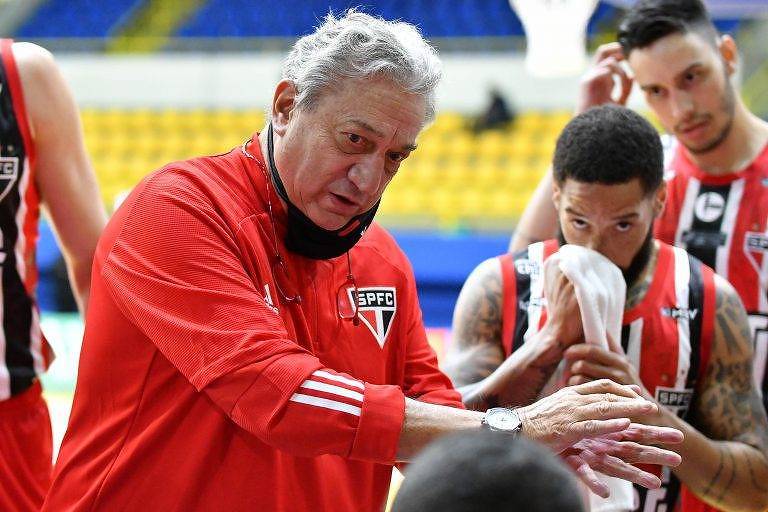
391,431,584,512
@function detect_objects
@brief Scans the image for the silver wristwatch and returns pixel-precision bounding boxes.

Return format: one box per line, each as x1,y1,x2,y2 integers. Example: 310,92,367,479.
481,407,523,437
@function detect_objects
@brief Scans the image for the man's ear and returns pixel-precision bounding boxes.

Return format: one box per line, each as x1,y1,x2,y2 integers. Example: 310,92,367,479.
719,34,738,76
271,80,298,136
552,179,562,209
653,182,667,217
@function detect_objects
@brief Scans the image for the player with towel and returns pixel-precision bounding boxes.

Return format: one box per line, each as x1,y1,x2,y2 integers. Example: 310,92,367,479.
445,105,768,511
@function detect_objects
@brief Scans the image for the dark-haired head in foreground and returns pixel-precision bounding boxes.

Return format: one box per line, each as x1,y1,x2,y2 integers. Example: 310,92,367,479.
552,104,665,286
390,431,584,512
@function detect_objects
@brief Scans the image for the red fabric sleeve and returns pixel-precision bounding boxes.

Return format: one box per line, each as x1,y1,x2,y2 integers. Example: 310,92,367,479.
100,171,405,464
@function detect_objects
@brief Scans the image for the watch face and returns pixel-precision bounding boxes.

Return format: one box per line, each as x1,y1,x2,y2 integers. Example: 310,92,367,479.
486,408,522,432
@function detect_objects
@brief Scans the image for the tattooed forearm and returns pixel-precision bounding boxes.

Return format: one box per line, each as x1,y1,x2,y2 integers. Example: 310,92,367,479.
687,278,768,509
699,283,768,451
702,446,726,498
746,453,768,493
457,336,565,410
717,449,737,501
698,358,768,449
445,343,504,389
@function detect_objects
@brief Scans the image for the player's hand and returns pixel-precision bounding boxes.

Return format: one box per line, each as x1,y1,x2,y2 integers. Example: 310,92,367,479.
576,42,633,114
517,379,664,454
561,423,683,497
542,263,584,348
563,343,654,401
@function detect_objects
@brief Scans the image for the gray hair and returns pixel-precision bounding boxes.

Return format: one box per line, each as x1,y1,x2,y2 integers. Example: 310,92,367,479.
281,9,442,122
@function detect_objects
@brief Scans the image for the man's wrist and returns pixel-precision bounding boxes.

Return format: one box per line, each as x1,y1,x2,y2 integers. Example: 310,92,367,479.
481,407,524,437
535,325,567,363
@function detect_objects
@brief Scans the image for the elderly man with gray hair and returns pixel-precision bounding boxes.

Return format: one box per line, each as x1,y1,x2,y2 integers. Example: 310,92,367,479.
44,11,683,511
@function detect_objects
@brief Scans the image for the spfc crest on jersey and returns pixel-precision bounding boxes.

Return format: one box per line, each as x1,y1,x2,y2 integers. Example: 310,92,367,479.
347,286,397,348
0,156,18,202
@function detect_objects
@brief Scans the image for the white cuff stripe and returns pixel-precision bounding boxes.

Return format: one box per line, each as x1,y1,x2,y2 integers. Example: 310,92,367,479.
289,393,362,416
312,370,364,390
300,380,364,402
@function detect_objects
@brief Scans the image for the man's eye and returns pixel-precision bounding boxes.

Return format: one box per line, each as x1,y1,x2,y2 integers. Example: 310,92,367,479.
388,152,405,163
617,222,632,232
347,133,362,144
572,219,588,229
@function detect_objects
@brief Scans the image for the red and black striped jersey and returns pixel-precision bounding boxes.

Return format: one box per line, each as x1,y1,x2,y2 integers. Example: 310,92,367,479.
499,240,716,511
655,139,768,413
0,39,51,399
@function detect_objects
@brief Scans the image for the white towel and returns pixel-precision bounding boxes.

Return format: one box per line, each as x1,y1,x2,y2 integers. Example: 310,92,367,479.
543,245,634,512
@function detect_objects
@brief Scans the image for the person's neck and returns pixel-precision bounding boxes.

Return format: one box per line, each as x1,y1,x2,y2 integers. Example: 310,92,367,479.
625,241,660,310
684,101,768,175
257,127,289,214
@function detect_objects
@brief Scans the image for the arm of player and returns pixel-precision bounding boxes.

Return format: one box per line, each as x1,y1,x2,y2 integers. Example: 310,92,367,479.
15,42,107,314
443,257,582,410
563,275,768,510
675,276,768,511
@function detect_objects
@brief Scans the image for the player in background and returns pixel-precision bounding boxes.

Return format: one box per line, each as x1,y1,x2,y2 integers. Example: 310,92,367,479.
0,40,106,511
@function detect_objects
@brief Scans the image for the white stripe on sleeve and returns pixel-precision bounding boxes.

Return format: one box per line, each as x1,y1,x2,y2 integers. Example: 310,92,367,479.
312,370,365,390
300,380,364,402
289,393,362,416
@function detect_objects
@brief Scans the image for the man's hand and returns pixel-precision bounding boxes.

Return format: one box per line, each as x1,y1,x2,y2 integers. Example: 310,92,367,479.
542,263,584,348
562,423,683,497
576,42,633,114
562,343,653,400
517,379,671,453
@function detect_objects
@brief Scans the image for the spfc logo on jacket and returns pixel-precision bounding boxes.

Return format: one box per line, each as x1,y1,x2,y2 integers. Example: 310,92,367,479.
347,286,397,348
0,156,18,203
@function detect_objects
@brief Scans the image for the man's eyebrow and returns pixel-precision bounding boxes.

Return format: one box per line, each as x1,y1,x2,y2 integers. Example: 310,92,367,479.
348,119,385,138
612,212,639,221
564,206,585,216
347,119,417,151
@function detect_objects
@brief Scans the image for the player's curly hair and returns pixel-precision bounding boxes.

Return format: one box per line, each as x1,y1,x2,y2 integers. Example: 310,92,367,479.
281,9,441,122
618,0,718,55
553,104,663,195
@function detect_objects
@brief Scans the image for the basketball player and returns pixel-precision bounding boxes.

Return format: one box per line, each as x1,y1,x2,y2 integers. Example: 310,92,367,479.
0,40,106,511
448,105,768,511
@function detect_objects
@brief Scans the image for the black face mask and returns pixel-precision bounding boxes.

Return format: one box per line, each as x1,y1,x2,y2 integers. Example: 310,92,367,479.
556,227,654,288
266,123,379,260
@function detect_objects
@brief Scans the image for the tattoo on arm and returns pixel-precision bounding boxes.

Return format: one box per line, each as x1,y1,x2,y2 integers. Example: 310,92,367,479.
443,259,505,389
693,279,768,501
697,288,768,449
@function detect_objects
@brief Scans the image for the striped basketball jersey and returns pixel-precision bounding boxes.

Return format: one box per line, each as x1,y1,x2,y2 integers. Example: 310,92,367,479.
655,138,768,411
499,240,717,511
0,39,51,400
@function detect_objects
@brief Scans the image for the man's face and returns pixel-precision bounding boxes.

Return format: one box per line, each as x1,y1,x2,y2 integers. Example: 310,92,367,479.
271,77,426,230
553,178,664,272
628,31,736,154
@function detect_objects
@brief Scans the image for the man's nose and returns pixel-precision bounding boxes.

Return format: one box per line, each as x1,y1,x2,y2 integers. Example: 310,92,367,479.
584,234,604,253
670,89,696,123
347,156,384,196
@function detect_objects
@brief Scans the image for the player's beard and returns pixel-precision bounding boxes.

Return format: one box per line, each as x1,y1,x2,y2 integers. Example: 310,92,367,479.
557,227,654,288
678,64,736,155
